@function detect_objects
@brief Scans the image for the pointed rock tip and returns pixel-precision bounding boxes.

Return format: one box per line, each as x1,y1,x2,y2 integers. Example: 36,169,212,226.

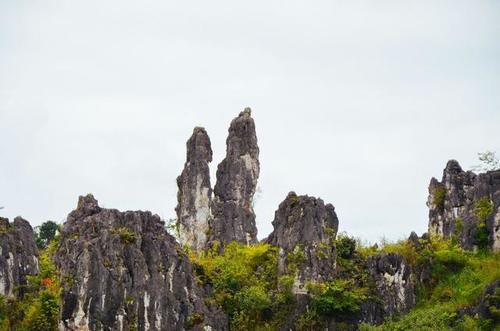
192,126,207,134
445,159,463,173
77,194,99,210
239,107,252,117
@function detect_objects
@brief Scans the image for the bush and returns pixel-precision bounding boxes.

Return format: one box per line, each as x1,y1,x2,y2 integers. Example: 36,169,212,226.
111,227,136,244
308,279,367,319
474,197,494,249
34,221,59,250
336,234,357,259
433,185,447,209
192,242,292,330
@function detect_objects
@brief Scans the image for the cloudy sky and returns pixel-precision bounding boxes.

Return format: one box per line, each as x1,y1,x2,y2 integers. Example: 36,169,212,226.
1,0,499,243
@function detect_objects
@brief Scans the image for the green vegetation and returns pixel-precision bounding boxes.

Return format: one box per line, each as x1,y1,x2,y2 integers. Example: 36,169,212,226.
191,242,294,330
307,279,368,318
359,238,500,331
34,221,59,249
474,197,494,250
0,239,61,331
111,226,137,244
433,185,447,209
453,217,464,244
165,217,180,240
336,234,357,259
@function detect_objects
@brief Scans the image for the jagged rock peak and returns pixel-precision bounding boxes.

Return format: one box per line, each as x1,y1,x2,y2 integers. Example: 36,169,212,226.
176,127,213,251
267,191,338,250
0,216,39,298
267,192,339,290
427,160,500,251
209,109,260,246
68,193,101,223
444,159,463,174
186,127,213,162
56,195,227,331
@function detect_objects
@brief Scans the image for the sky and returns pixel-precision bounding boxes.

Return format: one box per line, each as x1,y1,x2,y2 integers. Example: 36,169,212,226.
0,0,499,243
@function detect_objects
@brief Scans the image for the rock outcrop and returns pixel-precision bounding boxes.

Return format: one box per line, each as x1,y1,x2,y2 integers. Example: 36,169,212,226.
428,160,500,251
265,192,338,330
0,217,39,298
266,192,339,293
209,108,260,246
361,253,416,324
55,194,227,331
176,127,213,251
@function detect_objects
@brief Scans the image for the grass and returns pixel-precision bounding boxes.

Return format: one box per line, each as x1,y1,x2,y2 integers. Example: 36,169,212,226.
359,240,500,331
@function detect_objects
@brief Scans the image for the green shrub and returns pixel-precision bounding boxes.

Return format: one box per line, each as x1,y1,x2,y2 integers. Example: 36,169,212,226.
433,185,447,209
191,242,291,330
2,239,62,331
111,227,136,244
474,197,494,249
186,313,204,329
474,197,494,223
336,234,357,259
308,279,368,319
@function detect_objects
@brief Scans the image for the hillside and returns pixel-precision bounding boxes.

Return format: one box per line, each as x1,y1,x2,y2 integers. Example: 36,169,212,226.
0,110,498,330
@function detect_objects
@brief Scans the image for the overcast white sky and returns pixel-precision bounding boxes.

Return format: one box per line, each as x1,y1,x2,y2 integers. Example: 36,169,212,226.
0,0,499,243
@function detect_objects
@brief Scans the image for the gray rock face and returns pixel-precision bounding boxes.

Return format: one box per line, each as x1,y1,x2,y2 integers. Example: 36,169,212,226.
209,108,260,246
428,160,500,251
362,253,416,324
56,194,227,331
266,192,339,293
0,217,39,298
176,127,213,251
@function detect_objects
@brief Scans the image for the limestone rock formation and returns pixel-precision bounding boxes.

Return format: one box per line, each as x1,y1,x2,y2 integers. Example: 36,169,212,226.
266,192,339,293
209,108,260,246
55,194,227,331
361,253,416,324
176,127,213,251
0,217,39,298
428,160,500,251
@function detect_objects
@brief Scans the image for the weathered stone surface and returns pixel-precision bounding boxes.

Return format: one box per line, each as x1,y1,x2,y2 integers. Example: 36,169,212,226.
428,160,500,251
266,192,338,330
209,108,260,246
56,194,227,331
0,216,39,298
266,192,338,293
176,127,213,251
361,253,416,324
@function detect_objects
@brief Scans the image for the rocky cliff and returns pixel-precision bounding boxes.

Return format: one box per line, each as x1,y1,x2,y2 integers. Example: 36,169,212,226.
266,192,338,292
0,217,39,298
55,194,227,331
361,253,416,324
428,160,500,251
266,192,338,329
209,108,260,246
176,127,213,252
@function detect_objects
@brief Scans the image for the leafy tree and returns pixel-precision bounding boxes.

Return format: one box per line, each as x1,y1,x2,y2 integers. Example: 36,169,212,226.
471,151,500,173
34,221,59,249
336,234,357,259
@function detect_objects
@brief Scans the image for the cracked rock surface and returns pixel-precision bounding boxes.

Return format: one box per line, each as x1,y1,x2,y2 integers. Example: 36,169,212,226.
209,108,260,246
55,194,227,331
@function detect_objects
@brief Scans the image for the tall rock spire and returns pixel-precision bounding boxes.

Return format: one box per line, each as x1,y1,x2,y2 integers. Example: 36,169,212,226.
209,108,260,245
176,127,213,251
